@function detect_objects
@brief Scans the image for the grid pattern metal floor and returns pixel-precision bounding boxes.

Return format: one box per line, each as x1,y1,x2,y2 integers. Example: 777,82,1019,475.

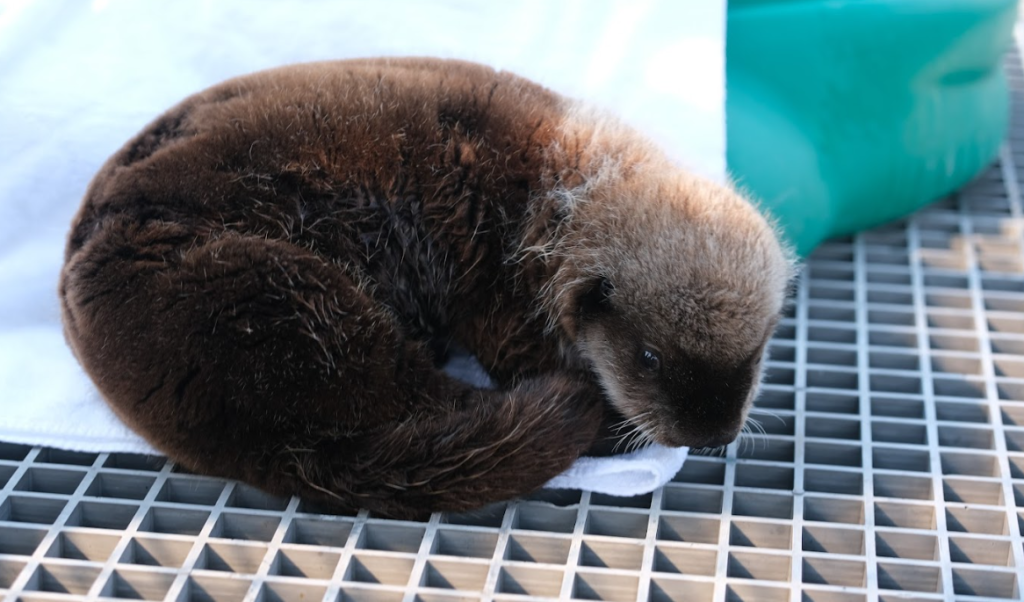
6,49,1024,602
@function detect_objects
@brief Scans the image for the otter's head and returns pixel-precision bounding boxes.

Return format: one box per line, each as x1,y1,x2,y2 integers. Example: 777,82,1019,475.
549,166,793,450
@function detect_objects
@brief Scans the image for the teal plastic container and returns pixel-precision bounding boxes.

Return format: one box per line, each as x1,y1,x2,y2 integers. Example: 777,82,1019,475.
727,0,1017,256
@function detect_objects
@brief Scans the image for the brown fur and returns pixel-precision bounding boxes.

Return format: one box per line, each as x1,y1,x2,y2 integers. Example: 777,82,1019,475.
60,58,792,519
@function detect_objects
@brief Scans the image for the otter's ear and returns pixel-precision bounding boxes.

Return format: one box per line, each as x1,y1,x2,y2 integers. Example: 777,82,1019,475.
578,276,614,314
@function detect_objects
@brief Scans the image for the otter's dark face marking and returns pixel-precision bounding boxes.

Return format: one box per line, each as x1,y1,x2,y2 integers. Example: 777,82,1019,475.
652,350,763,448
576,278,774,449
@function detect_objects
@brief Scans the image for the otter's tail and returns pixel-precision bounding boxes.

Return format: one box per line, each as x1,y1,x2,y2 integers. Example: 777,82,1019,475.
60,222,602,519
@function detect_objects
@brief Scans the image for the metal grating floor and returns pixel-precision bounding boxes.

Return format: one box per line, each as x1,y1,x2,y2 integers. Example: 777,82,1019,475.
7,52,1024,602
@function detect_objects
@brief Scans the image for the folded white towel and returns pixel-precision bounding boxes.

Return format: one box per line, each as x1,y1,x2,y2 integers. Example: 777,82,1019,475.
0,0,722,497
546,444,689,495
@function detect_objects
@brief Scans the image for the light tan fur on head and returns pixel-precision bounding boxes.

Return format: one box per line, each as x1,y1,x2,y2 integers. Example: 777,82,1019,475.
526,103,795,448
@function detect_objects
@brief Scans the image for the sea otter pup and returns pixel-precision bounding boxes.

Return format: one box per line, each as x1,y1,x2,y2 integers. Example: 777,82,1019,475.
60,58,792,519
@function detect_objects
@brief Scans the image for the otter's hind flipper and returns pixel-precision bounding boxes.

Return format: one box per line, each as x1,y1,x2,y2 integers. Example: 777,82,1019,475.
295,374,603,518
61,224,602,519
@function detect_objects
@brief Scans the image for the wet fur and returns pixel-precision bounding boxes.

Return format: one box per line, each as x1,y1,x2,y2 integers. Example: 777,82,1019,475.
60,58,792,519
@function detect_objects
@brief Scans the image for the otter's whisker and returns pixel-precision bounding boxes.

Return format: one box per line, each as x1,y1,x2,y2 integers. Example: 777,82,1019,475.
622,428,642,454
611,410,650,435
746,417,768,438
633,423,652,453
611,411,654,454
709,443,729,458
748,407,788,429
609,419,634,435
612,426,639,454
739,420,769,454
739,428,755,456
613,419,646,454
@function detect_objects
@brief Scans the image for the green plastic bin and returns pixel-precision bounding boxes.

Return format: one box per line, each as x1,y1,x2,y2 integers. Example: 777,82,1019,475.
727,0,1018,256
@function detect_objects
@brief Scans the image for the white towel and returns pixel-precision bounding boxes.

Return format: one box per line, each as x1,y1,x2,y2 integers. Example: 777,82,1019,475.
546,445,689,494
0,0,722,497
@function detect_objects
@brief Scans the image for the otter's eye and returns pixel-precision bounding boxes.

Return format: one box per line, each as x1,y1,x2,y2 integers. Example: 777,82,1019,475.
638,348,661,373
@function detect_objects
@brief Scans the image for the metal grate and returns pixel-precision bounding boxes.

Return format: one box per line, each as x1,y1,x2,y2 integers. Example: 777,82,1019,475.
6,51,1024,602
